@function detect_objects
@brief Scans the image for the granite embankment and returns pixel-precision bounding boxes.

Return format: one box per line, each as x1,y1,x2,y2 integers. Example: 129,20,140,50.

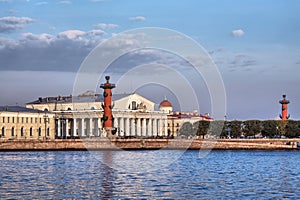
0,138,300,151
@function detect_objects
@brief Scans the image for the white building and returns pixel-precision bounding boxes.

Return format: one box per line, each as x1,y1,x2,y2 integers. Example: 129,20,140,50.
26,92,168,138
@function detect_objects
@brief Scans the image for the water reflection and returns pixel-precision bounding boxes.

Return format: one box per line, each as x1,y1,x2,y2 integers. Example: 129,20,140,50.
101,151,114,199
1,151,300,199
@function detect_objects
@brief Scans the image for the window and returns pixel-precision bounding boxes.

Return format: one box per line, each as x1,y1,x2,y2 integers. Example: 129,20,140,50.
38,127,41,137
17,117,19,123
22,117,24,123
3,117,5,123
31,118,33,123
12,117,15,123
26,117,28,123
40,118,42,123
11,127,15,137
67,107,72,111
47,128,50,137
7,117,10,123
20,127,24,137
35,118,37,123
168,123,170,127
44,108,49,112
1,127,5,137
131,101,137,110
30,127,33,137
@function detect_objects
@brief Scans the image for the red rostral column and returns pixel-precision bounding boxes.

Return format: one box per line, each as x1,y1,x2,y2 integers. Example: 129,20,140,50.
100,76,115,128
279,94,290,120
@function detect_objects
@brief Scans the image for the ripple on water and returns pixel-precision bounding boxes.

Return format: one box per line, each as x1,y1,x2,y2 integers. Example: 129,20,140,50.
1,150,300,199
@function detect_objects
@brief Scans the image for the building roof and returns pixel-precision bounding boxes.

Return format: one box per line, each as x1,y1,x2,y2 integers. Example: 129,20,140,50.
26,92,136,105
0,106,44,113
159,99,172,108
168,112,213,120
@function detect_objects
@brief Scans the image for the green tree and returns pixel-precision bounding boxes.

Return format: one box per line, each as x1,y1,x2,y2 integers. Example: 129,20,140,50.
243,120,262,138
178,122,194,137
261,120,277,138
285,120,300,138
207,120,225,138
228,120,243,138
276,120,288,137
195,120,210,139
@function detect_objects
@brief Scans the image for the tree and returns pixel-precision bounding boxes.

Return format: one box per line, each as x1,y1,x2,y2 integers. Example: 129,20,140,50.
243,120,262,138
195,120,210,139
178,122,194,137
228,120,243,138
209,120,225,138
285,120,300,138
276,120,288,137
261,120,277,138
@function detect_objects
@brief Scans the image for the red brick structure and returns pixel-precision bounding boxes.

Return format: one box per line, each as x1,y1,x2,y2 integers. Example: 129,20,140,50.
100,76,117,136
279,94,290,120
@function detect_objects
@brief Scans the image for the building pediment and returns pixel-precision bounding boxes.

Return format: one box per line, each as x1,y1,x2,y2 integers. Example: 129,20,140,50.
114,93,155,111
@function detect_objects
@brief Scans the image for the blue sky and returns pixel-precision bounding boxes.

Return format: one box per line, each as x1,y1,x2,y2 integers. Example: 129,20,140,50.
0,0,300,120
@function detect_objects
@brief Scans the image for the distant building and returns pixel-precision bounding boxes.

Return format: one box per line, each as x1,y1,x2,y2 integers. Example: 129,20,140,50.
158,98,213,137
0,106,55,140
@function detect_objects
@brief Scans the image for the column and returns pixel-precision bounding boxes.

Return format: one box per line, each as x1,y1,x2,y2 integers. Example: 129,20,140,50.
153,118,157,137
148,118,152,137
89,118,92,137
137,118,141,136
81,118,85,137
65,119,69,138
114,117,119,136
97,118,101,137
131,118,135,136
57,119,61,138
142,118,147,136
164,118,168,137
120,117,124,137
125,117,130,136
73,118,76,137
158,119,163,137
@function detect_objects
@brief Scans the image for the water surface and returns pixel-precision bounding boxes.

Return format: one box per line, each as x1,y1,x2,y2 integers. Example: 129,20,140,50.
0,150,299,199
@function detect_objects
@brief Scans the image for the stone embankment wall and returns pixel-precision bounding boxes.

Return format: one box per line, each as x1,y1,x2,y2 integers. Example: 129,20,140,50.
0,138,299,151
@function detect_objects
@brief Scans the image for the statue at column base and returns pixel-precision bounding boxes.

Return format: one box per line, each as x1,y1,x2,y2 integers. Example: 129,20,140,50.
102,127,118,138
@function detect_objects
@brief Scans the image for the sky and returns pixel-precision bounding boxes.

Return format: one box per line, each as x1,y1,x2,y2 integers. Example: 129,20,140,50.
0,0,300,120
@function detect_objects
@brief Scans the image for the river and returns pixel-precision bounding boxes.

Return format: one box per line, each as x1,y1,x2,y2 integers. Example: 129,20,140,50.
0,150,299,199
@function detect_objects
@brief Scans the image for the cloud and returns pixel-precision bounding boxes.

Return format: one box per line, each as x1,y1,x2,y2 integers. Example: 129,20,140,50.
58,0,71,4
129,16,146,21
0,16,34,33
90,0,108,2
0,30,143,72
35,1,48,6
95,23,118,30
231,29,245,37
58,30,86,39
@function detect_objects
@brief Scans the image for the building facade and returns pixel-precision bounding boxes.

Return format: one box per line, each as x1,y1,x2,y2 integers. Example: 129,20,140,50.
0,106,55,140
26,92,169,138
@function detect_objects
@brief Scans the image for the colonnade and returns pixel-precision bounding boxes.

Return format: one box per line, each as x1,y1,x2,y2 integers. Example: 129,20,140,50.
55,115,168,138
56,117,102,138
114,116,168,137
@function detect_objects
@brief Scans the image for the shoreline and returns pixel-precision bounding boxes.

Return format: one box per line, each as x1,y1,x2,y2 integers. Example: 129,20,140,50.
0,138,300,151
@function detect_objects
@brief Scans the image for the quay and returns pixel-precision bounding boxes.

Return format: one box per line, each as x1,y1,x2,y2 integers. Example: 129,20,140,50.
0,138,300,151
